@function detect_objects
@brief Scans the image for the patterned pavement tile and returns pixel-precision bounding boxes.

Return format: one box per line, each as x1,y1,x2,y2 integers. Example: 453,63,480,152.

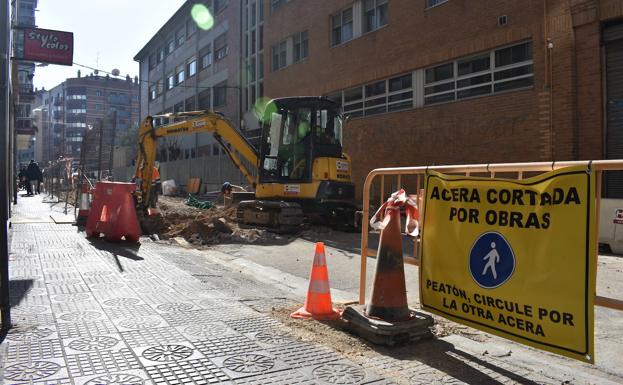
113,315,167,332
120,327,187,348
7,338,64,362
175,321,238,341
4,358,70,383
135,342,206,367
72,371,153,385
6,326,58,343
192,334,261,358
210,351,290,380
145,358,231,385
57,320,117,339
63,334,127,355
267,341,343,369
102,304,157,319
65,348,142,377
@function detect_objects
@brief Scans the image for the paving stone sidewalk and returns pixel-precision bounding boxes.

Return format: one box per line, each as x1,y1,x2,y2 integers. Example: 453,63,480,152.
2,194,396,385
1,193,615,385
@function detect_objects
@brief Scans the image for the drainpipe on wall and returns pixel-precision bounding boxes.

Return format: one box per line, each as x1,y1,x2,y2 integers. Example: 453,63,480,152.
544,0,555,161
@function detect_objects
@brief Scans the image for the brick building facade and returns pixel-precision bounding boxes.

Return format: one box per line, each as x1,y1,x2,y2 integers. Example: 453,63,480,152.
263,0,623,198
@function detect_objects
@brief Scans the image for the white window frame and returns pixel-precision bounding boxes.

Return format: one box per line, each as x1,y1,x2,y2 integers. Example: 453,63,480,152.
331,6,354,46
293,30,308,63
271,40,287,71
214,33,228,61
188,59,197,77
201,49,213,69
363,0,388,33
426,0,448,9
339,72,414,117
424,41,534,105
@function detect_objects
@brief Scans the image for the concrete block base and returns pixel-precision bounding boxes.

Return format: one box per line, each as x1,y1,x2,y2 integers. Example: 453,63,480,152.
342,305,434,346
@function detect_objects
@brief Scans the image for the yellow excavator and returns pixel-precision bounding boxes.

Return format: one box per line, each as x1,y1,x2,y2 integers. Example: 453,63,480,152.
134,97,356,231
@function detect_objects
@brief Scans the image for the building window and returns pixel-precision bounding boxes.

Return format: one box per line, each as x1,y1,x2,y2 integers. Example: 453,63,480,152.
148,53,156,70
364,0,388,33
167,74,175,90
149,85,157,101
214,82,227,107
293,30,308,62
493,42,534,92
176,65,185,84
201,49,213,69
424,41,533,105
95,90,102,97
424,62,455,104
332,72,414,118
387,73,414,111
157,46,165,62
186,18,197,37
249,57,256,82
157,79,163,95
332,7,353,46
174,102,184,113
176,27,185,47
188,59,197,77
198,88,211,110
427,0,448,7
166,39,175,55
214,0,227,14
214,33,228,61
271,41,286,71
270,0,290,12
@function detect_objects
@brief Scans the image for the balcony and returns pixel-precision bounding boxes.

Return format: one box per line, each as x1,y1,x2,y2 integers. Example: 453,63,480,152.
16,118,35,135
18,84,35,102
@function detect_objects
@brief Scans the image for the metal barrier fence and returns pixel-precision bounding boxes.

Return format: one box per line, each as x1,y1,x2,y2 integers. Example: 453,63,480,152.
359,160,623,313
42,158,75,215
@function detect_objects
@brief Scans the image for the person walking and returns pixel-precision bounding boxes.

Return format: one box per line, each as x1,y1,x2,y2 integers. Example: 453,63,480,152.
26,160,41,196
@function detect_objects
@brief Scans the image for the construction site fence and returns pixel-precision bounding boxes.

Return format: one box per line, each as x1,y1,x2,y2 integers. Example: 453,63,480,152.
359,160,623,313
41,158,77,215
112,153,256,195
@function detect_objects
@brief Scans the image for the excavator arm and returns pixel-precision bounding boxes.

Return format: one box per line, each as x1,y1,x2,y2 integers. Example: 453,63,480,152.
134,111,259,210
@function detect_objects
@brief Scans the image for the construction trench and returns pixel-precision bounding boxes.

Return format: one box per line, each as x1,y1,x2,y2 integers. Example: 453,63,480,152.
141,195,310,246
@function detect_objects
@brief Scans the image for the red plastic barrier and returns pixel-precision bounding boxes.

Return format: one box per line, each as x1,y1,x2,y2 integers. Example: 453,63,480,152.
86,182,141,242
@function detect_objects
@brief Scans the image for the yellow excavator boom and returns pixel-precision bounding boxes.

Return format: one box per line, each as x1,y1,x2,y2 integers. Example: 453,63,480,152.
134,111,259,208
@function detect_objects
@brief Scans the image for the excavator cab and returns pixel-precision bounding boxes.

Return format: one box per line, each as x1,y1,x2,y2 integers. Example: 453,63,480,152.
254,97,356,228
259,97,344,184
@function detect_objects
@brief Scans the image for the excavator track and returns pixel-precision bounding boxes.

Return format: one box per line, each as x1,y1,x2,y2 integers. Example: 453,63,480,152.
237,200,304,233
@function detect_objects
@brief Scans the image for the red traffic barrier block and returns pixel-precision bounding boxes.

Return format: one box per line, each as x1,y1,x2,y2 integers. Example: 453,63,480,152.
86,182,141,242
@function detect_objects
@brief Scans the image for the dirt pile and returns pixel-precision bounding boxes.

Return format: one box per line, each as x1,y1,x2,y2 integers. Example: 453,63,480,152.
141,196,284,245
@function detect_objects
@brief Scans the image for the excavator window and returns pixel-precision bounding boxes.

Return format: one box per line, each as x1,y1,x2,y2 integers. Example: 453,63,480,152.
259,99,344,183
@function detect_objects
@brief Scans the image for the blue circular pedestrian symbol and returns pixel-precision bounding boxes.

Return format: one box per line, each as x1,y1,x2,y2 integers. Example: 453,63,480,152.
469,232,515,289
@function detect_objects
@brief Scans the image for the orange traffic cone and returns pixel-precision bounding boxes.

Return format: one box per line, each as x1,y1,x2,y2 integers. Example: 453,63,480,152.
366,189,418,321
291,242,341,320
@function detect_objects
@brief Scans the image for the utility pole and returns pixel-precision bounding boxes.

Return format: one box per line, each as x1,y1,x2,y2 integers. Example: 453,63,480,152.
0,0,12,331
107,109,117,181
97,118,103,180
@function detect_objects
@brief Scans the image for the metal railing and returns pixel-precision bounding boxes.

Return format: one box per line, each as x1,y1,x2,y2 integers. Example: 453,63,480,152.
359,160,623,313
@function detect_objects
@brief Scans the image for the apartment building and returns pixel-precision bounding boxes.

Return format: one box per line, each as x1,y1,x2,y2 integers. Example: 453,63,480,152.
134,0,246,161
11,0,38,164
40,74,140,166
263,0,623,198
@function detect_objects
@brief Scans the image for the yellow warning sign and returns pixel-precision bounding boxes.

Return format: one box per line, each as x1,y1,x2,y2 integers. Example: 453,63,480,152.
420,165,596,363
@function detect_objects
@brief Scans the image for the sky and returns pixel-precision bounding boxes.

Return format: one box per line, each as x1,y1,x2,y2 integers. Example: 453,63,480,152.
33,0,186,90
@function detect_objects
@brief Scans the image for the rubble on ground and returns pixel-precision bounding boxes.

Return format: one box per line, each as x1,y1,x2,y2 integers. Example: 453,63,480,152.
141,196,290,246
